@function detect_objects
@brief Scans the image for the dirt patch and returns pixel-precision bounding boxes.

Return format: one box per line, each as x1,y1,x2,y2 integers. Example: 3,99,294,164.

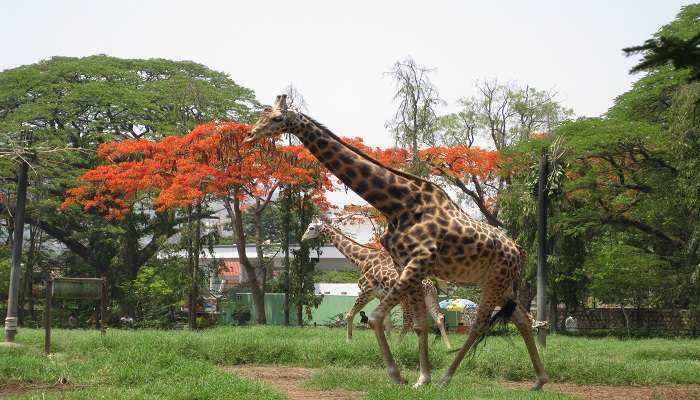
225,366,700,400
504,381,700,400
224,365,364,400
0,381,73,397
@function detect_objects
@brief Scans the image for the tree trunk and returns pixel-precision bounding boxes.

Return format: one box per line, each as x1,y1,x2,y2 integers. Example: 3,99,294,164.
254,200,268,290
536,148,548,347
295,192,304,327
281,188,292,326
187,208,197,330
20,225,40,322
225,191,266,325
5,160,29,342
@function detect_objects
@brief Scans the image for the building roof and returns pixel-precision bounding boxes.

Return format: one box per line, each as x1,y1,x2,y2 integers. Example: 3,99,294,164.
220,261,240,279
196,245,347,260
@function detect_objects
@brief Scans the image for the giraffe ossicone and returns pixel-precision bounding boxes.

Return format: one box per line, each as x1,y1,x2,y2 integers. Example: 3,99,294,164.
248,94,547,391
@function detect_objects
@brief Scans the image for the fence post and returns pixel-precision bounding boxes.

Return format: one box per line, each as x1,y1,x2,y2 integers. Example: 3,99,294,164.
44,279,52,354
101,278,107,335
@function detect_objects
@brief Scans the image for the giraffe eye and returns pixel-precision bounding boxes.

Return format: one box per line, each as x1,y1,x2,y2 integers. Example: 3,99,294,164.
271,116,283,122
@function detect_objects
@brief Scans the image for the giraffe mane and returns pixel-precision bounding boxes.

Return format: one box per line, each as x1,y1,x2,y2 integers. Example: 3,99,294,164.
299,112,452,200
325,224,385,253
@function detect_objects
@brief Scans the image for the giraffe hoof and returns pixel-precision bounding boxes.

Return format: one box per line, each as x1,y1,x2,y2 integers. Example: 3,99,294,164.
389,375,407,385
437,375,451,387
387,366,407,385
530,376,548,391
412,376,431,388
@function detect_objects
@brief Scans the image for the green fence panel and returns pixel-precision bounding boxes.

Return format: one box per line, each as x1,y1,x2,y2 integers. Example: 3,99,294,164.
220,292,467,329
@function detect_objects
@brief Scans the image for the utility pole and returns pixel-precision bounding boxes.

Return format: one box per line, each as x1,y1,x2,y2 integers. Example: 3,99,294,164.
5,161,29,343
536,148,549,347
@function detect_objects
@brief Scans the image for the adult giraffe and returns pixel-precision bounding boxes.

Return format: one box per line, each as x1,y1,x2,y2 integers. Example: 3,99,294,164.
301,219,451,348
246,95,547,390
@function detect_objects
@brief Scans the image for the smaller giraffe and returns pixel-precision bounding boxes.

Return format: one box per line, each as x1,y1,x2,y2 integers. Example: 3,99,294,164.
302,219,451,348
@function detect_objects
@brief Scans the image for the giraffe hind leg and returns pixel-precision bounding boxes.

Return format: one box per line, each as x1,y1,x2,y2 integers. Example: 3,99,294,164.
345,291,373,343
425,290,452,349
438,294,501,387
511,303,548,390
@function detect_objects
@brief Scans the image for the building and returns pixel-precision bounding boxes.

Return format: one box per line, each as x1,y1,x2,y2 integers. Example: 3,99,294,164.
203,244,358,294
314,283,361,296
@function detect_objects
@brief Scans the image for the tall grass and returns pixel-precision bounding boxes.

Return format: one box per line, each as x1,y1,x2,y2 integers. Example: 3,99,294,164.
1,327,699,399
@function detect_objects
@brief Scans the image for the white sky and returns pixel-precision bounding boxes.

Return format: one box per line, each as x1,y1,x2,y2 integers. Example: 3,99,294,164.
1,0,693,210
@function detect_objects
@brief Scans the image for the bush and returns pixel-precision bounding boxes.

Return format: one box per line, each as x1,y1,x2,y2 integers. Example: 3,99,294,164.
231,303,251,325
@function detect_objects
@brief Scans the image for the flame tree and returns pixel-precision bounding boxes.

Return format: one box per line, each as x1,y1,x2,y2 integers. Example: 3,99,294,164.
64,122,332,325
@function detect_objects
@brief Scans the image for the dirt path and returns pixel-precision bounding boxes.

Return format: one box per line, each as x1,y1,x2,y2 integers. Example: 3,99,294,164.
505,381,700,400
226,365,700,400
0,382,73,398
224,366,364,400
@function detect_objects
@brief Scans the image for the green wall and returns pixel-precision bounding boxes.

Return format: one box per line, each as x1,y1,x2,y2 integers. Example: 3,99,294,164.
221,292,461,330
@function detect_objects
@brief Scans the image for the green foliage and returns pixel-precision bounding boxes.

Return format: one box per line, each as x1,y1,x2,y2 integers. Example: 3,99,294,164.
314,270,360,283
0,257,9,301
624,5,700,83
583,243,669,307
0,55,258,320
611,4,700,122
119,266,178,328
230,303,252,325
499,1,700,311
450,285,481,302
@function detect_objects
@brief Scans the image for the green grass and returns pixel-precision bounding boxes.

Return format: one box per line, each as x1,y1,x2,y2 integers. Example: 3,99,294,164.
304,366,573,399
1,327,699,399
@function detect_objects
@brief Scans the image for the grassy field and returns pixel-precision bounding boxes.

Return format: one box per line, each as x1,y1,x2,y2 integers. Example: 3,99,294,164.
1,326,699,399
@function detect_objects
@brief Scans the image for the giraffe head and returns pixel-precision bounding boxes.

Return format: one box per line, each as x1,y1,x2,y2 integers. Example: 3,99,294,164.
302,218,324,241
245,94,300,142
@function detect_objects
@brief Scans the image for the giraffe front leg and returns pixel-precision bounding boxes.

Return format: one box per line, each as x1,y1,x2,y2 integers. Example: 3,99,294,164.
370,260,428,385
346,291,373,343
409,291,431,388
397,300,413,345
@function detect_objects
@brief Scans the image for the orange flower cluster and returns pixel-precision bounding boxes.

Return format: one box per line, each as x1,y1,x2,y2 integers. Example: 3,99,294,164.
342,137,410,169
63,122,333,219
418,146,499,181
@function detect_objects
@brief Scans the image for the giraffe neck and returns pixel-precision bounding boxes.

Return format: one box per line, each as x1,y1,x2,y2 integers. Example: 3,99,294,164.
293,114,417,218
322,224,372,270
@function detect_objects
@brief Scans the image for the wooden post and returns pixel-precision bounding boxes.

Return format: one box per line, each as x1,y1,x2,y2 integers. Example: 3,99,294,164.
100,278,107,335
536,148,549,347
44,279,52,354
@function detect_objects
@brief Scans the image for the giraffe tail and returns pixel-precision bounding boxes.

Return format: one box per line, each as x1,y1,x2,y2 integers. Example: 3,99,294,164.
446,299,518,354
447,246,526,354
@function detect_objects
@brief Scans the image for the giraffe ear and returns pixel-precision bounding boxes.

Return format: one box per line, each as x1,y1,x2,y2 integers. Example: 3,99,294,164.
273,95,282,109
